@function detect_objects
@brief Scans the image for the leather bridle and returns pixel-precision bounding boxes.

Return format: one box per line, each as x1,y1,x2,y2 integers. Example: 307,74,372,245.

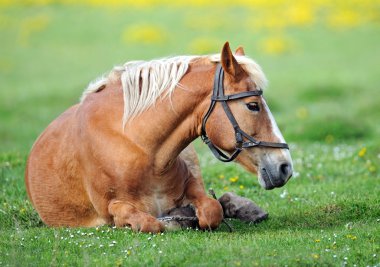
201,63,289,162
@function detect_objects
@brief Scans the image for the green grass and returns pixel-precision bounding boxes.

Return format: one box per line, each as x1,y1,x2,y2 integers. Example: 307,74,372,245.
1,4,380,267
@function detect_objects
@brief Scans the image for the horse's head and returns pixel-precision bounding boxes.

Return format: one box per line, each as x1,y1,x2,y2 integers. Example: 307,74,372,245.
202,42,293,190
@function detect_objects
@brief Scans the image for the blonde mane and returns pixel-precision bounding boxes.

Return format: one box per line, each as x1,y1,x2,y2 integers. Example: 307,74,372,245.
80,54,267,127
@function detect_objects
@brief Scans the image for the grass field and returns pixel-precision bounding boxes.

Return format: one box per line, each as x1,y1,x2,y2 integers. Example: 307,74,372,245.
1,1,380,266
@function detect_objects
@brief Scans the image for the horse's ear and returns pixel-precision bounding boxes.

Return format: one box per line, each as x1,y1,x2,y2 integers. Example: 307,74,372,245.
221,42,243,77
235,46,245,56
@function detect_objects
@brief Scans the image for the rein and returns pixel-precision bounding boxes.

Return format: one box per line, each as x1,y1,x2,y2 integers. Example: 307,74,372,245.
158,189,233,232
201,64,289,162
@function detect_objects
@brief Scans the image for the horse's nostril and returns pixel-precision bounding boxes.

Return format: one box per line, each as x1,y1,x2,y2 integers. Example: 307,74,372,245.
279,163,290,178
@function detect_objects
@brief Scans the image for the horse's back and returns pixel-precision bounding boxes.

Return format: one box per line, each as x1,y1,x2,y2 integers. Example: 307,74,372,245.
25,105,101,227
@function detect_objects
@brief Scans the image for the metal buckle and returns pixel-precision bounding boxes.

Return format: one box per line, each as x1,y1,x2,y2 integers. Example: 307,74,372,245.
235,142,243,149
201,135,210,144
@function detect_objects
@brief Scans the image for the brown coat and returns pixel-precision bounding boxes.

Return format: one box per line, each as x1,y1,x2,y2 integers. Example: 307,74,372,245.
25,42,292,232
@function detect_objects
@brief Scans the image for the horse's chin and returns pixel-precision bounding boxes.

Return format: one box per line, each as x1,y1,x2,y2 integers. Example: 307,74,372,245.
236,151,292,190
258,167,286,190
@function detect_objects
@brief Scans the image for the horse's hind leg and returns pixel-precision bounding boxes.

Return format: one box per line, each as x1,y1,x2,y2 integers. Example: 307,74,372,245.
108,200,164,233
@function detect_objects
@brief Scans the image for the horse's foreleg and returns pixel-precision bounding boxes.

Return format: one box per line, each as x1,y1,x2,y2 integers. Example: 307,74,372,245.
185,177,223,230
179,145,223,230
108,200,164,233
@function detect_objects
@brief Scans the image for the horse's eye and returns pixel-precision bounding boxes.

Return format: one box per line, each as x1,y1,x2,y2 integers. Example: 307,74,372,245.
246,102,260,112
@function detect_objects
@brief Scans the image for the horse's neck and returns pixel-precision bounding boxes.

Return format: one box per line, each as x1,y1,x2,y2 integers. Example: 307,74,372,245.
126,63,214,172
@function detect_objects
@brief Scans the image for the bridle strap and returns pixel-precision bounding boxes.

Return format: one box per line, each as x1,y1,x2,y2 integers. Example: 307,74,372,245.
201,65,240,162
201,63,289,162
212,91,262,101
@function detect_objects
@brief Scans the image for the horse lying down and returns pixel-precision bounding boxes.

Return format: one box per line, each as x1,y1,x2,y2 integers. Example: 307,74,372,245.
25,43,292,232
161,192,268,231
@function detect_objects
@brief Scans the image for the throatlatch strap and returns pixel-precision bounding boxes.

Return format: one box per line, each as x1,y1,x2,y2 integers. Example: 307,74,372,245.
205,141,242,162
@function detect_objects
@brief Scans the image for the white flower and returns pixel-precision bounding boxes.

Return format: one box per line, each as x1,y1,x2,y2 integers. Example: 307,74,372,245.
280,190,288,198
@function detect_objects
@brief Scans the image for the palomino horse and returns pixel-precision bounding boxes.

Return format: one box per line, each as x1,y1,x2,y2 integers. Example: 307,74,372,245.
25,42,293,232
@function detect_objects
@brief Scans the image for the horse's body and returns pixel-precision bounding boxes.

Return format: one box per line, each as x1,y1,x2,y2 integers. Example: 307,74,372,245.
25,43,293,232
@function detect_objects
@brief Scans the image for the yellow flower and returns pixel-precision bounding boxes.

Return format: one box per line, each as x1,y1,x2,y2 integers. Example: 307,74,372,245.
188,37,221,54
346,234,357,240
239,185,245,189
122,24,167,45
328,9,362,29
286,3,314,26
219,174,225,179
312,253,320,259
315,239,321,242
229,176,239,183
358,147,367,157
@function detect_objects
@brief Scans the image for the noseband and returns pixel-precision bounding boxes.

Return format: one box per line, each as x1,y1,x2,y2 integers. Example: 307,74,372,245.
201,64,289,162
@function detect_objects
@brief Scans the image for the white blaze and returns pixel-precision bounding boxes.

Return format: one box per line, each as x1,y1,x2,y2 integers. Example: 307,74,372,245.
262,98,292,162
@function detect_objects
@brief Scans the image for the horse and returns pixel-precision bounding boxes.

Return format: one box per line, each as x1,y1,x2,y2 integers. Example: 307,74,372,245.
25,42,293,233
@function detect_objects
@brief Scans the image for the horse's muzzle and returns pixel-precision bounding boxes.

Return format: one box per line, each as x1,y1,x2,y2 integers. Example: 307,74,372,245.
259,161,293,190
